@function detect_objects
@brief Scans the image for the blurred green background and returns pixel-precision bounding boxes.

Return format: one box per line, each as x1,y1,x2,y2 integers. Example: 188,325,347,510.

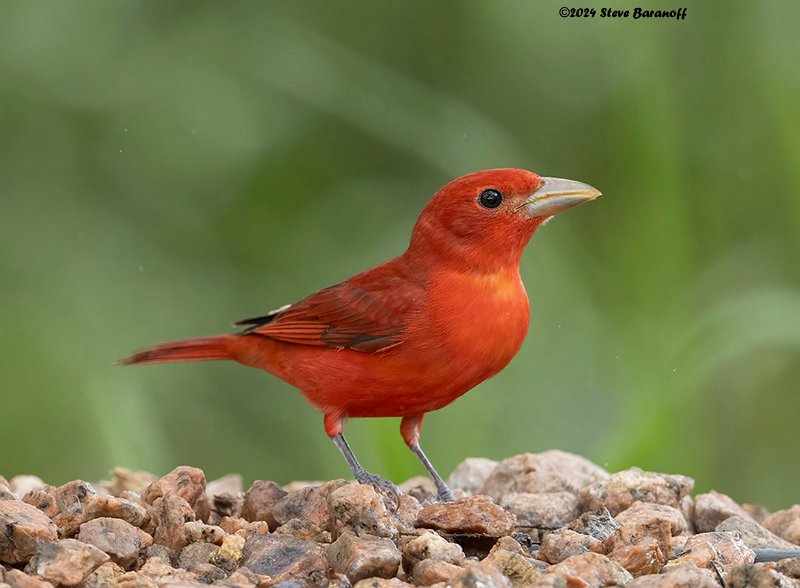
2,1,799,509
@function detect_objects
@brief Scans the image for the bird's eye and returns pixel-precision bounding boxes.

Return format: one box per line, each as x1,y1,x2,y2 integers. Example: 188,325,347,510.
478,189,503,209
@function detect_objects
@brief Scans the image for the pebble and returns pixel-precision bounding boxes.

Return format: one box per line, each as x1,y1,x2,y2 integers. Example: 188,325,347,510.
416,496,515,537
579,467,694,516
0,500,58,564
328,532,402,583
78,517,154,568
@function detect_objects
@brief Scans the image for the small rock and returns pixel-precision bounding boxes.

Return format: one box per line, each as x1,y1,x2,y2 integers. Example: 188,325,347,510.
483,546,543,586
607,544,665,577
273,480,347,531
23,486,59,517
393,495,422,534
763,506,800,546
412,559,464,585
539,529,600,564
57,496,150,537
726,563,796,588
184,521,226,544
241,480,287,530
481,451,607,499
25,539,109,586
500,492,580,529
666,531,755,577
148,494,196,551
141,466,206,513
219,516,249,535
275,518,331,542
548,551,633,587
775,557,800,579
9,476,47,499
694,491,753,533
568,508,621,542
627,563,718,587
101,468,157,496
447,458,498,495
717,515,800,549
239,533,328,580
328,532,401,583
206,474,243,499
77,561,126,587
451,561,512,588
579,468,694,516
616,502,689,536
402,530,464,570
78,517,153,568
0,500,58,564
328,483,397,539
416,496,515,537
212,533,245,571
2,569,56,588
136,555,197,583
178,542,219,570
398,477,437,503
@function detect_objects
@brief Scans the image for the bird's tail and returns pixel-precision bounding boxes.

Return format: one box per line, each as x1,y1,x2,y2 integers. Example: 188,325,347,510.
120,335,233,365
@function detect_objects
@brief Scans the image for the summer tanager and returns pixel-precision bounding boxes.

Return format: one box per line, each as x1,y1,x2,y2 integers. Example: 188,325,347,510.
123,168,600,501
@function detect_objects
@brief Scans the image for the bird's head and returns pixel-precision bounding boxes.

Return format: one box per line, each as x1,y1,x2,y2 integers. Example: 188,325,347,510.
407,168,601,272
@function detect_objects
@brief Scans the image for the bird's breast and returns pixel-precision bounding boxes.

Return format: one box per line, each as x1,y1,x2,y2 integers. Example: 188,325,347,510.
413,268,530,381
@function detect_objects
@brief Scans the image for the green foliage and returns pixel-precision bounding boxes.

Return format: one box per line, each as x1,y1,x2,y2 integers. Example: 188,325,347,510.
1,1,798,507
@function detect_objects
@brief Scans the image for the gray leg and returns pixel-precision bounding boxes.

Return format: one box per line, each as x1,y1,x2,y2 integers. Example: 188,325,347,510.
331,433,399,504
400,415,454,502
409,443,454,502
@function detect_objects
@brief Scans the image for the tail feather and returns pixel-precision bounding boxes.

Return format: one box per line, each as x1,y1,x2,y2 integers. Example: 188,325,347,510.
120,336,232,365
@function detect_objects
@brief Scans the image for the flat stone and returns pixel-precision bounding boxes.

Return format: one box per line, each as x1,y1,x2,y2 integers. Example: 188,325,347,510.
579,468,694,516
447,458,498,495
548,551,633,587
77,517,153,568
416,496,515,537
500,492,580,529
763,506,800,546
694,491,752,533
717,515,800,549
239,533,327,580
481,451,608,499
328,483,397,539
0,500,58,564
241,480,287,530
25,539,109,586
539,529,600,564
328,531,401,583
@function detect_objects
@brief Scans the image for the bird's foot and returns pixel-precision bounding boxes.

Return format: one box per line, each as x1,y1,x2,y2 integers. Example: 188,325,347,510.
435,486,454,503
354,469,400,509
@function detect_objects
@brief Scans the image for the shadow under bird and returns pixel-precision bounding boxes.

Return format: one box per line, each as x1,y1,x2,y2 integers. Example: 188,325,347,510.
122,168,601,502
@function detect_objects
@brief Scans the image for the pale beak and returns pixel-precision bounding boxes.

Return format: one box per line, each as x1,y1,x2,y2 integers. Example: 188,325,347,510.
523,177,601,218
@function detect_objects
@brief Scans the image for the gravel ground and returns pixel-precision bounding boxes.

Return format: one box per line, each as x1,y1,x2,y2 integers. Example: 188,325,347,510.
2,450,799,587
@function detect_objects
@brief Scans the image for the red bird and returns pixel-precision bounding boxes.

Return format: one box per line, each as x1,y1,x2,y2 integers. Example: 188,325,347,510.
123,169,600,501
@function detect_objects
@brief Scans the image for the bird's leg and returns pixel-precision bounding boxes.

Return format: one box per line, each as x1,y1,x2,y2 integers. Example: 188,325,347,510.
400,415,454,502
325,413,399,506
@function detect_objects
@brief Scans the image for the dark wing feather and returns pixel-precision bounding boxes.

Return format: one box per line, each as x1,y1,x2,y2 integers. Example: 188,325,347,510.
238,267,421,353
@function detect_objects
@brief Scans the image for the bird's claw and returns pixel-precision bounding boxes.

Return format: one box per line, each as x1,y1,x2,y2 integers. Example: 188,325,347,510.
355,470,400,509
435,487,454,503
